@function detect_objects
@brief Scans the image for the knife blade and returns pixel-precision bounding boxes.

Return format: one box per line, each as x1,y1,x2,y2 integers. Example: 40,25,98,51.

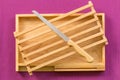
32,11,69,42
32,10,94,62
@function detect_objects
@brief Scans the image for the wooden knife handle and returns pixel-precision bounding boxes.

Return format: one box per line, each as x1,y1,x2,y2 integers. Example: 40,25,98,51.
67,40,94,62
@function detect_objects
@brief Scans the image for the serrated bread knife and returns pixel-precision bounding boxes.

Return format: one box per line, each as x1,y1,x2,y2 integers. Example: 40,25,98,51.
32,10,94,62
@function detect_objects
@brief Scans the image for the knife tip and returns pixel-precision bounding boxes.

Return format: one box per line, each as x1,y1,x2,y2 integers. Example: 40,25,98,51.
32,10,37,13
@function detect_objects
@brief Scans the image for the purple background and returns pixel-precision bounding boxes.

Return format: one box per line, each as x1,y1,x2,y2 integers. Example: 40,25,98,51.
0,0,120,80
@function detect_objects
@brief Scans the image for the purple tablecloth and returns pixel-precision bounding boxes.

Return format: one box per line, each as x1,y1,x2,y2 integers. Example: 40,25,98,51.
0,0,120,80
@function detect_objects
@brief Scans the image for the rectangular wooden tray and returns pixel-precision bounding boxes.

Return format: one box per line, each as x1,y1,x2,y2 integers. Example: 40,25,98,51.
15,13,106,72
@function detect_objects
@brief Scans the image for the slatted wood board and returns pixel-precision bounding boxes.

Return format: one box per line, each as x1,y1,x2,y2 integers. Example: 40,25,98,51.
15,13,106,71
14,1,108,75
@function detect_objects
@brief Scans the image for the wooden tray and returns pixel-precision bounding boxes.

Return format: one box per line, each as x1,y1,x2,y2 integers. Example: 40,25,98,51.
14,1,108,75
15,13,106,72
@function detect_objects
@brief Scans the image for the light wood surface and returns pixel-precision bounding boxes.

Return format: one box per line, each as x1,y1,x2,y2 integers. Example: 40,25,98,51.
14,1,108,74
14,13,107,72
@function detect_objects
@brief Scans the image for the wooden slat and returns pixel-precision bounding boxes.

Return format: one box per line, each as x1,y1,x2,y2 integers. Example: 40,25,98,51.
70,25,100,38
18,11,95,44
55,63,104,69
20,35,56,51
24,40,64,58
83,39,106,49
21,18,97,51
29,52,75,72
55,68,105,71
14,2,93,37
101,13,105,65
26,46,68,65
15,15,19,71
76,32,103,44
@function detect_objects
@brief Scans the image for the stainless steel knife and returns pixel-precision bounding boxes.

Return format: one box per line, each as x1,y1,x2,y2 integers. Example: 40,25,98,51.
32,10,94,62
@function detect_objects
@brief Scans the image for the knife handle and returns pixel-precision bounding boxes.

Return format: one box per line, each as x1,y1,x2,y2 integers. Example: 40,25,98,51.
67,40,94,63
